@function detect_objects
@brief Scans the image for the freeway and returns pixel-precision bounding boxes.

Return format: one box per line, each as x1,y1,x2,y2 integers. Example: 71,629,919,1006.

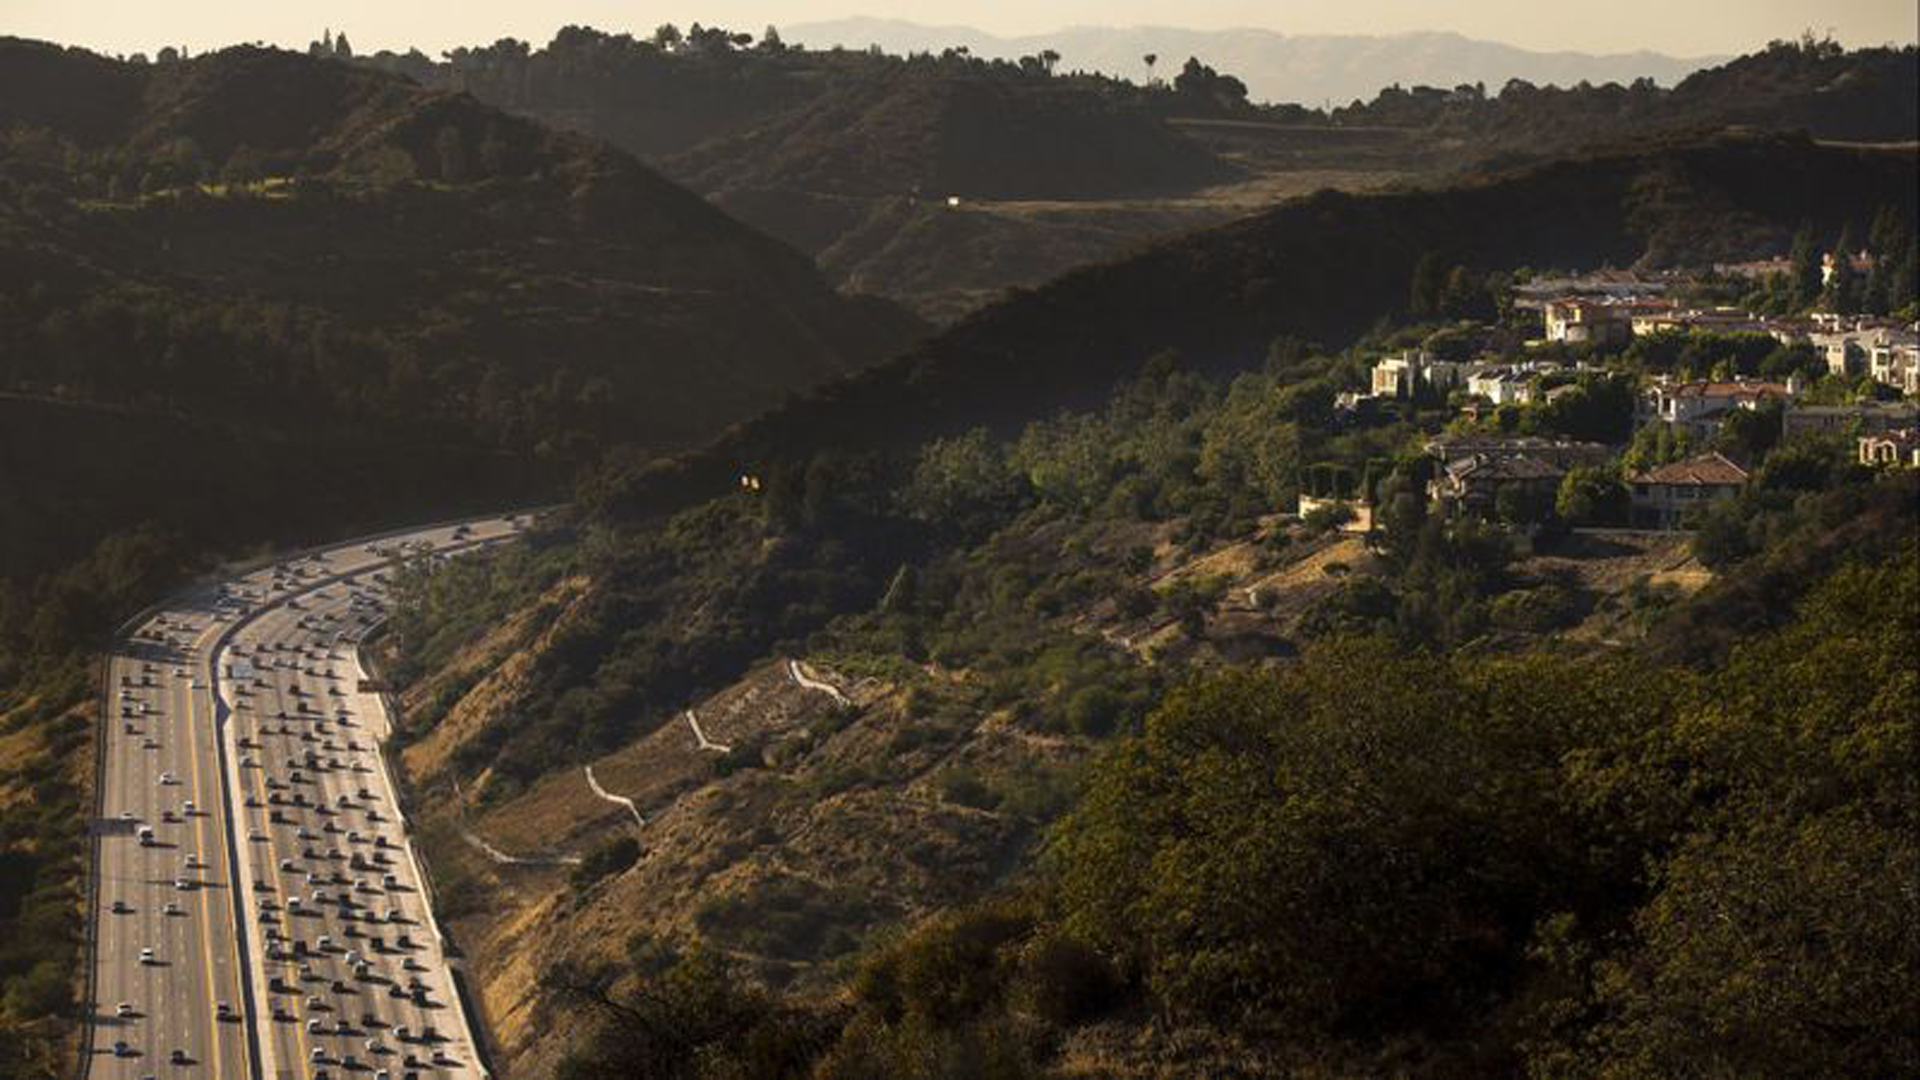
84,516,526,1079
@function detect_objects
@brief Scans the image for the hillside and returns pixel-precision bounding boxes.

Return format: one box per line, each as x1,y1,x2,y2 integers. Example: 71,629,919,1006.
597,131,1919,523
0,37,922,582
367,128,1917,1073
0,39,920,1067
668,67,1238,201
368,32,1916,322
785,18,1725,106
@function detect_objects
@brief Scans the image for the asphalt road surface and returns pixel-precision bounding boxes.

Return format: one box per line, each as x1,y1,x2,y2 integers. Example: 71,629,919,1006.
85,516,526,1080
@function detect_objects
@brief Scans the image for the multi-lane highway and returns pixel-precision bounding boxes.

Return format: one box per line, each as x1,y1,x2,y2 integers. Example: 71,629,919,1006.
85,517,525,1079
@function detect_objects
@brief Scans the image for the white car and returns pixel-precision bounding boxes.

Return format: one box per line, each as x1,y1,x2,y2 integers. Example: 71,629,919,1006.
157,771,179,786
138,947,155,965
162,901,182,916
115,1002,135,1018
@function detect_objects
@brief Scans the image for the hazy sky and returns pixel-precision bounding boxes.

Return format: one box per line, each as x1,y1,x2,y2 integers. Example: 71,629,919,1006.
7,0,1916,60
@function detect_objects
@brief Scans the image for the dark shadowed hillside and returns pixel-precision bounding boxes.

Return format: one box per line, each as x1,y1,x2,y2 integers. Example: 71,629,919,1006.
597,132,1918,521
0,37,922,582
365,126,1918,1077
0,38,921,1069
364,33,1916,322
669,67,1238,201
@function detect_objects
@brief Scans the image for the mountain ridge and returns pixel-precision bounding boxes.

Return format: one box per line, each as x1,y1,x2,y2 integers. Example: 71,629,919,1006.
783,18,1730,105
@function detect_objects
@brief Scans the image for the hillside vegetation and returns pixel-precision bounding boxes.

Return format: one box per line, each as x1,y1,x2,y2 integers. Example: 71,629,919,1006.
0,38,919,1068
383,359,1917,1074
370,124,1915,1072
0,37,923,595
596,132,1918,524
369,31,1917,319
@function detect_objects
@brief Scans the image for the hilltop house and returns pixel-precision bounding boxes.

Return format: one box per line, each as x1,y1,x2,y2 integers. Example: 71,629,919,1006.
1425,435,1613,470
1812,329,1867,376
1781,401,1920,440
1867,329,1920,394
1430,453,1567,517
1858,429,1920,467
1637,378,1793,441
1806,323,1919,388
1545,297,1673,345
1465,366,1535,406
1631,307,1772,338
1424,435,1612,518
1628,452,1750,529
1371,350,1467,399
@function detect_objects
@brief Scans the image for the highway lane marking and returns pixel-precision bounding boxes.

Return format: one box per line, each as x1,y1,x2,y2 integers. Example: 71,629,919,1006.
176,640,229,1080
223,596,307,1076
242,616,319,1077
92,523,518,1079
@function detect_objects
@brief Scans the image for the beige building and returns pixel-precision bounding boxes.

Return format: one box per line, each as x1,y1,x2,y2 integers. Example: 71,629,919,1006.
1628,452,1749,530
1371,351,1466,399
1782,401,1919,441
1858,429,1920,467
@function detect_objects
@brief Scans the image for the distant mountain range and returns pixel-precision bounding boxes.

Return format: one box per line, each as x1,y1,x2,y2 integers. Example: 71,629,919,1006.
782,19,1726,106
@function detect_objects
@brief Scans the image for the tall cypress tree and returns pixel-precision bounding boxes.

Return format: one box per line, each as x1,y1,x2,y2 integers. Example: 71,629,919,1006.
1787,223,1821,311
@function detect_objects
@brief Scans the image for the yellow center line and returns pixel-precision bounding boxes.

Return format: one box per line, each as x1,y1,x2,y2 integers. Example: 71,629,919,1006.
177,655,226,1080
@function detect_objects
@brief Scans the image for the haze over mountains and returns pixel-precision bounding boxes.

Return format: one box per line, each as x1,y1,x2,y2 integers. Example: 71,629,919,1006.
784,18,1727,105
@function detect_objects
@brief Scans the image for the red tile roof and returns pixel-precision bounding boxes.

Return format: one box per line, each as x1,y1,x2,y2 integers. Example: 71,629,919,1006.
1631,452,1750,487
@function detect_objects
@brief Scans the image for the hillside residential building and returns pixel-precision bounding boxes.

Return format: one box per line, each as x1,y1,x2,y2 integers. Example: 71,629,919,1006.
1867,330,1920,394
1545,297,1673,345
1803,323,1918,388
1424,435,1612,471
1429,453,1567,517
1631,308,1772,338
1465,366,1536,406
1638,378,1792,440
1781,401,1920,440
1628,452,1750,530
1512,271,1671,309
1371,350,1467,399
1812,330,1867,376
1858,429,1920,467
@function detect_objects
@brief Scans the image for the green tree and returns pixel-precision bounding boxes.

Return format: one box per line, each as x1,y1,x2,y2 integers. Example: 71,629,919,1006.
1556,465,1627,525
1408,251,1446,317
1787,222,1822,310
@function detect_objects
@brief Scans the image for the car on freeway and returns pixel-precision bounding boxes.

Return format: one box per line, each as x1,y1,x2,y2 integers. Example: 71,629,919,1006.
163,901,182,916
138,947,155,965
110,899,131,914
115,1002,135,1018
157,771,178,786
